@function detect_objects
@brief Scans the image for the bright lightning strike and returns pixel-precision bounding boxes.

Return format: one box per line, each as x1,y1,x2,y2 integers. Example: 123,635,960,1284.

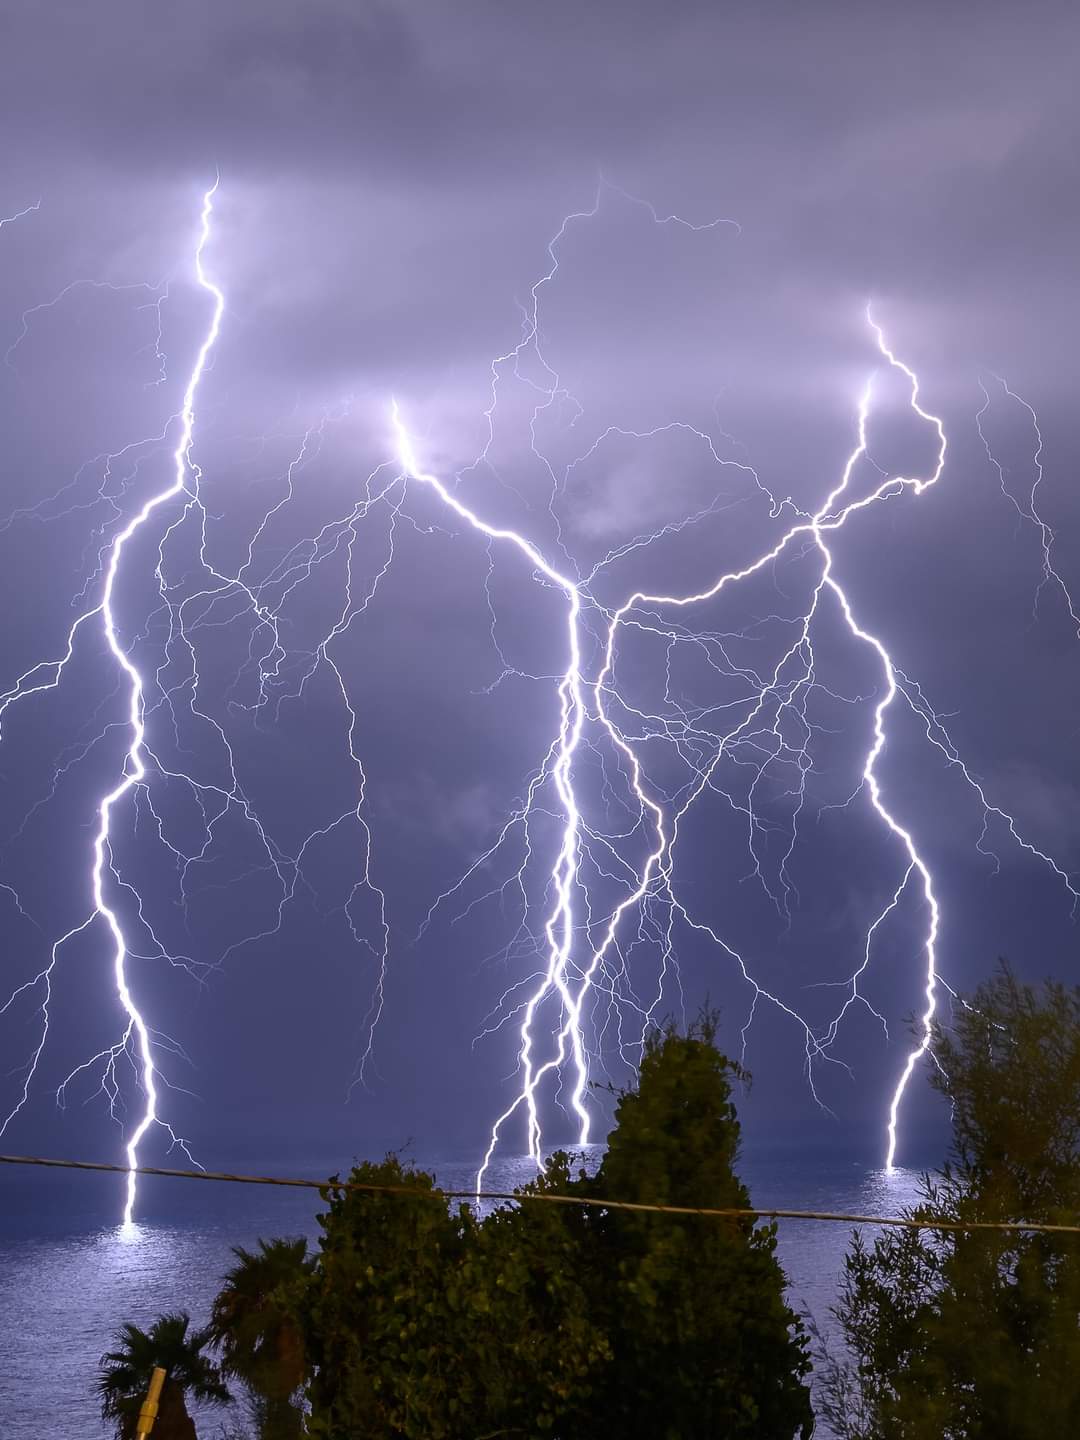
1,182,400,1225
0,182,223,1226
393,405,594,1186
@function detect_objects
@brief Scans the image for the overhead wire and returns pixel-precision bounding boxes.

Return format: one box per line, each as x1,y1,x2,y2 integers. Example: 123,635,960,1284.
3,1151,1079,1235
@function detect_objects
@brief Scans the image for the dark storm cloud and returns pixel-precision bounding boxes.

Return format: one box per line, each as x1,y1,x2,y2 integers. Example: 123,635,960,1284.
5,2,1078,323
4,0,1074,422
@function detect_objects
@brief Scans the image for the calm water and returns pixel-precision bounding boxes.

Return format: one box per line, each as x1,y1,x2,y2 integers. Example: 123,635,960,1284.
0,1153,923,1438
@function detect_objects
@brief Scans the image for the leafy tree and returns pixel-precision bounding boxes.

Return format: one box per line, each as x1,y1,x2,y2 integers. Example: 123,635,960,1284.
305,1154,610,1437
819,966,1080,1439
438,1153,611,1437
209,1237,314,1440
301,1016,812,1438
303,1155,468,1438
588,1016,814,1439
97,1311,230,1440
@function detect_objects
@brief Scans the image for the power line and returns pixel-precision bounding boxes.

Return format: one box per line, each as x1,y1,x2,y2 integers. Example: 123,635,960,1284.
3,1150,1079,1235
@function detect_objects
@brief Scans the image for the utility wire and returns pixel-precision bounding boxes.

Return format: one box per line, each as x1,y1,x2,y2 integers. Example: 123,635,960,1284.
3,1151,1079,1235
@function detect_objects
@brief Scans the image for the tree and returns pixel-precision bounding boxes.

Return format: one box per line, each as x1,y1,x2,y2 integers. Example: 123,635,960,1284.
303,1155,469,1438
98,1311,230,1440
587,1016,814,1439
820,966,1080,1439
209,1237,314,1440
301,1016,812,1438
438,1153,611,1437
305,1154,610,1437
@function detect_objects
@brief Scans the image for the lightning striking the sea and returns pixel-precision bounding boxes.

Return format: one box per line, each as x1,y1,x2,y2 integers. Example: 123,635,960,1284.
1,180,1077,1219
1,183,223,1225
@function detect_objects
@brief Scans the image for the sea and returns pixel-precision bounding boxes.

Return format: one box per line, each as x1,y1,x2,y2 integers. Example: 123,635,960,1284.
0,1151,924,1438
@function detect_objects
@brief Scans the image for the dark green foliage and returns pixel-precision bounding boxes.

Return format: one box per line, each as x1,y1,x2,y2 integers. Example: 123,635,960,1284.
209,1237,314,1440
303,1155,470,1437
301,1017,812,1438
303,1154,608,1436
439,1154,611,1437
820,966,1080,1439
590,1016,814,1439
97,1311,230,1440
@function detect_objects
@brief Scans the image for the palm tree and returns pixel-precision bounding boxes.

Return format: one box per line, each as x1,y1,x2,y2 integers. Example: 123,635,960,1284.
98,1311,231,1440
209,1237,314,1440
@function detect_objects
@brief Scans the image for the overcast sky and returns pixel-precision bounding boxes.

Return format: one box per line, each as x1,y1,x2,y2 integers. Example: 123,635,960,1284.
1,2,1079,1195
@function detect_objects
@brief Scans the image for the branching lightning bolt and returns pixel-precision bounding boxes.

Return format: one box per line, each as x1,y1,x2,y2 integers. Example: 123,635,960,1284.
976,374,1080,638
0,185,401,1223
0,183,222,1226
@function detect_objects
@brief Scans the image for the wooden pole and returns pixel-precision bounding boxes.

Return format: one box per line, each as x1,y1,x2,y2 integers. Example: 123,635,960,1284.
135,1367,167,1437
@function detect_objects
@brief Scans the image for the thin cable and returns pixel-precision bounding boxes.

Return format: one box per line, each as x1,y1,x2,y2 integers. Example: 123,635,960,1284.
2,1151,1079,1235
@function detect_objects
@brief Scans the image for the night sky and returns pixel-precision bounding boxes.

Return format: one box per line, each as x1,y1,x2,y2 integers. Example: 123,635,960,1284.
1,1,1079,1200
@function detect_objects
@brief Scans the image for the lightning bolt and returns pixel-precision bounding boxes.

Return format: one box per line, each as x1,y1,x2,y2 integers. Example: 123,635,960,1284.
393,405,594,1185
1,187,402,1223
0,182,222,1226
976,373,1080,638
0,199,41,233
